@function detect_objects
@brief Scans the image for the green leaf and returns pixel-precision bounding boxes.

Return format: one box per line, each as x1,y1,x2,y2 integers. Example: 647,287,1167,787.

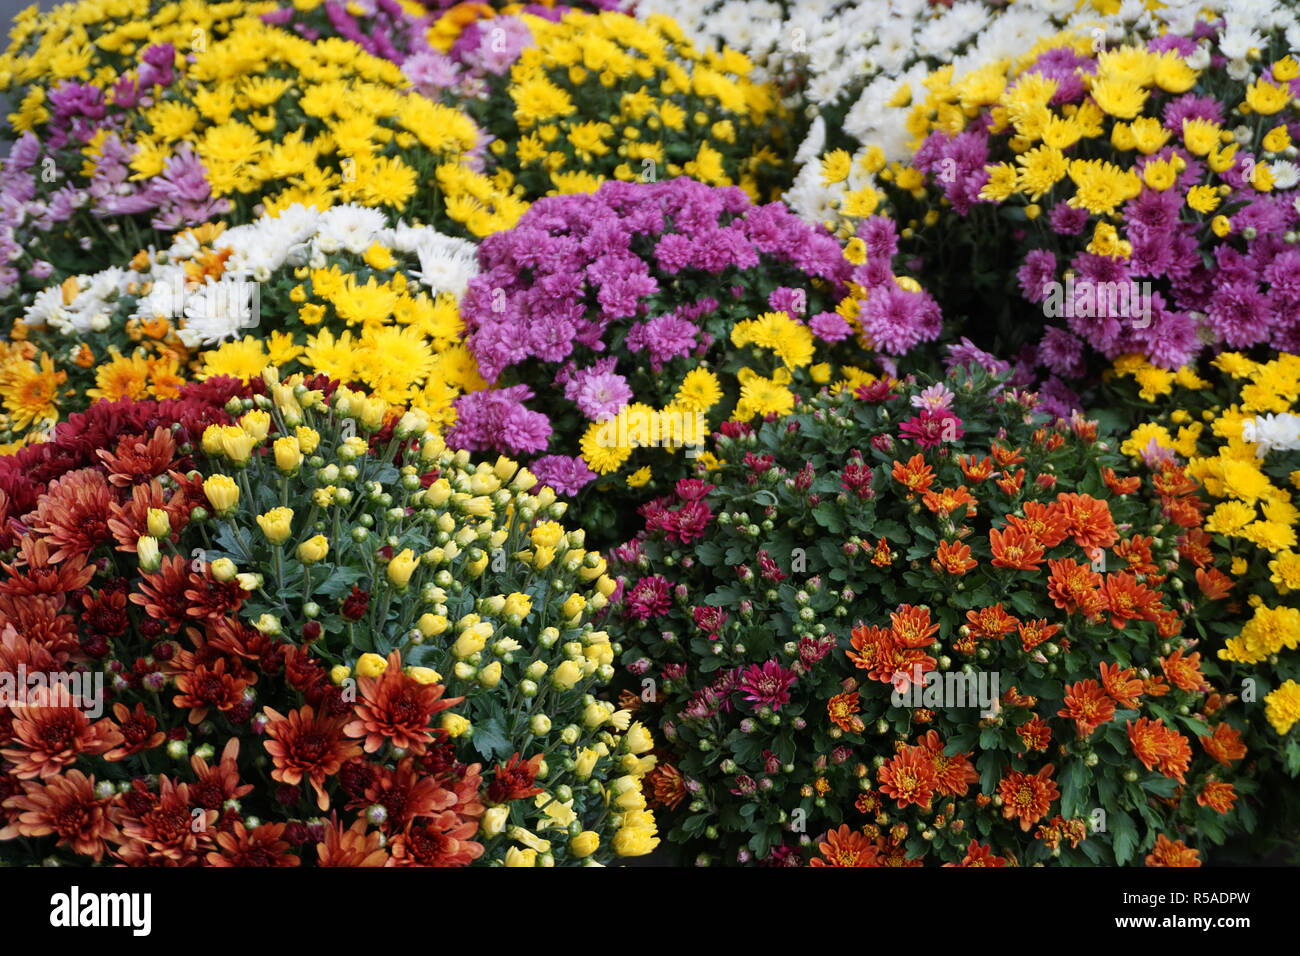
1110,810,1138,866
315,565,367,601
470,715,510,762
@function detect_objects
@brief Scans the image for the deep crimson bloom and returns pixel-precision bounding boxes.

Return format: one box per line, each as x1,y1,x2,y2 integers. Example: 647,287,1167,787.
735,659,797,711
344,650,462,755
340,585,370,621
899,409,964,448
262,705,362,811
0,770,118,860
487,753,544,803
103,702,166,761
624,575,672,619
207,822,301,867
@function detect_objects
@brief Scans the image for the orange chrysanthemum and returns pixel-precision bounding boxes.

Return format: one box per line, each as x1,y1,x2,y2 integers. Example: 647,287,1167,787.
343,650,462,755
877,745,938,810
316,815,389,867
1016,715,1052,753
997,764,1059,832
1195,567,1233,600
809,825,880,867
932,538,977,575
0,769,118,860
922,485,977,517
1055,492,1119,551
263,705,363,811
1101,571,1163,628
958,454,994,482
1199,723,1247,767
943,840,1008,867
917,730,978,796
1127,717,1192,784
989,524,1046,570
966,603,1019,640
207,821,301,867
1197,780,1238,814
995,467,1026,496
1102,466,1141,496
1099,661,1144,709
1,686,122,779
827,691,864,733
890,604,940,649
1046,558,1104,617
1145,833,1201,867
1058,680,1116,738
1017,618,1060,652
891,453,935,497
1161,648,1208,693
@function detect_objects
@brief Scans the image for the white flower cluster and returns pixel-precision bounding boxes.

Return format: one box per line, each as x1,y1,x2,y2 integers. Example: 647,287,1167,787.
22,204,479,347
1243,413,1300,457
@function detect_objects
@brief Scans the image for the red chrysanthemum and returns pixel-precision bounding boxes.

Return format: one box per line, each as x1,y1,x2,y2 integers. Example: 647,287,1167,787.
262,705,362,811
206,821,301,866
343,651,462,755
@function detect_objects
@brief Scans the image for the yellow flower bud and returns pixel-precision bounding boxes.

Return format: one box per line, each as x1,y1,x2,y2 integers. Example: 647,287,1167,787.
329,665,351,685
294,426,320,454
256,506,294,546
551,659,584,690
478,661,502,687
210,557,237,582
612,826,658,857
145,507,170,538
405,666,442,685
297,534,329,564
203,474,240,515
624,721,654,755
239,410,271,442
453,621,494,659
503,592,533,618
441,712,471,737
355,653,388,678
386,548,418,589
573,747,599,780
561,593,586,621
274,436,303,473
136,535,161,571
569,831,600,859
417,613,448,637
480,806,509,837
504,847,537,867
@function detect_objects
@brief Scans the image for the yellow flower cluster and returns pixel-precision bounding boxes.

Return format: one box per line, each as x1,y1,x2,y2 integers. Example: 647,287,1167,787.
489,10,787,201
1113,352,1300,734
3,3,523,237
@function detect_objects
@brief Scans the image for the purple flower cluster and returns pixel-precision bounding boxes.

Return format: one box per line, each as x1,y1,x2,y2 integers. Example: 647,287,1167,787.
447,177,858,489
909,35,1300,402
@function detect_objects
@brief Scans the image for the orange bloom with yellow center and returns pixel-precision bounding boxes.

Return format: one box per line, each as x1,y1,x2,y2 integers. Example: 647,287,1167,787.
891,453,934,497
1055,492,1119,550
966,603,1019,640
1012,500,1069,548
827,691,864,733
1127,717,1191,784
1017,617,1059,652
958,454,993,482
1102,466,1141,496
1196,780,1237,814
989,524,1045,570
1058,679,1116,738
1099,661,1144,709
1160,648,1207,692
922,484,977,517
1016,715,1052,753
995,468,1025,496
88,348,152,403
1199,723,1247,767
890,604,939,649
809,825,880,867
997,764,1059,831
1046,558,1104,617
1101,571,1163,628
932,538,976,575
991,442,1025,467
877,745,938,810
1145,833,1201,867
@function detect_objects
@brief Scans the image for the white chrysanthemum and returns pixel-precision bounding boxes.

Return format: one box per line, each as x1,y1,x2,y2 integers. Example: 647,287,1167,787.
315,204,388,256
1270,161,1300,190
413,234,480,299
1242,413,1300,456
23,285,69,330
179,278,259,346
784,162,841,228
793,116,828,168
131,264,188,321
